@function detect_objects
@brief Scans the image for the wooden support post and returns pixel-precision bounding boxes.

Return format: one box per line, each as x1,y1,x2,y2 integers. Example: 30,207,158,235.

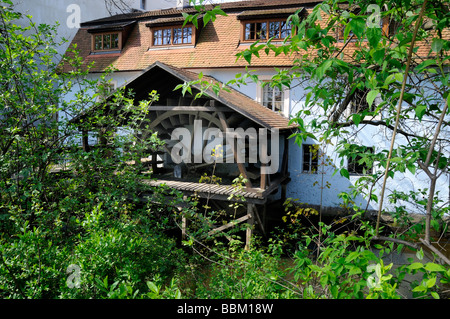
262,204,267,236
250,204,266,237
81,130,90,152
245,203,254,250
259,128,269,190
281,184,287,202
217,112,253,189
182,215,187,240
180,196,188,240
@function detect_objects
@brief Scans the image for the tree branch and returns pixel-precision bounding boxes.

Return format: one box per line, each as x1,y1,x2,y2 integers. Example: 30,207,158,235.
375,0,429,236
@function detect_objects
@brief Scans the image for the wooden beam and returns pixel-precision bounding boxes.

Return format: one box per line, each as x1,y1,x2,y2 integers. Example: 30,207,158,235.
250,204,265,237
81,130,90,152
149,106,232,112
207,214,252,236
245,204,254,250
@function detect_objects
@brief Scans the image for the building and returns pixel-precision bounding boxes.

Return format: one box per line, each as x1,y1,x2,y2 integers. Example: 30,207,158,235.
60,0,450,237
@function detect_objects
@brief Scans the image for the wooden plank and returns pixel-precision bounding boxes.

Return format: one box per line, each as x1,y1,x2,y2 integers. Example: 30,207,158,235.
208,214,252,236
245,204,254,251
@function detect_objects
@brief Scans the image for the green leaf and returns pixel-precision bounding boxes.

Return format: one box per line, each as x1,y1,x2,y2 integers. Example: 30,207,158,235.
415,59,437,73
349,266,362,276
315,60,333,79
426,276,436,288
373,48,385,65
147,281,159,294
408,262,424,270
345,251,359,263
416,248,424,260
367,26,381,48
424,263,446,272
352,113,362,126
349,18,366,39
431,291,440,299
366,89,379,108
242,50,252,64
431,38,444,53
340,168,349,179
414,104,427,120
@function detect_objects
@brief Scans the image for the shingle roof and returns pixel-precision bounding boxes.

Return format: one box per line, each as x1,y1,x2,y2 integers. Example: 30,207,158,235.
70,61,296,131
132,61,296,130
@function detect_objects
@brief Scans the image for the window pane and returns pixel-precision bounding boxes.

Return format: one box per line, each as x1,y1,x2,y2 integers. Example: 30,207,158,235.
162,29,171,45
183,27,192,44
95,35,102,50
173,28,182,44
269,21,281,39
273,86,284,112
103,34,111,49
256,22,267,40
245,23,255,40
303,145,318,173
111,33,119,49
281,20,292,38
153,30,162,45
263,85,273,110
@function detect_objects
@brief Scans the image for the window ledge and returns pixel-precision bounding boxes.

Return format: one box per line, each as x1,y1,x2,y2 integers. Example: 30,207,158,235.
90,50,121,55
148,45,195,51
239,40,290,47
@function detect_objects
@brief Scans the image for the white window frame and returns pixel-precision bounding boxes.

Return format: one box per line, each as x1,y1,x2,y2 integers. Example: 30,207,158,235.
344,88,382,121
302,143,319,174
256,76,290,117
96,80,117,101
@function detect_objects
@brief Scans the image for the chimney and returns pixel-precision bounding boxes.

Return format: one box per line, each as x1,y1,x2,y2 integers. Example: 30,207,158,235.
176,0,190,9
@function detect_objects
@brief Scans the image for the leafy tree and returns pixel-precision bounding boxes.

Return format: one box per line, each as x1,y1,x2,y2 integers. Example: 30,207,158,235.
180,0,449,299
184,0,449,264
0,0,188,298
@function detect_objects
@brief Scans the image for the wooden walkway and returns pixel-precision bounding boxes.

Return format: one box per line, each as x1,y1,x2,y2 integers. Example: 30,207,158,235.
142,179,267,203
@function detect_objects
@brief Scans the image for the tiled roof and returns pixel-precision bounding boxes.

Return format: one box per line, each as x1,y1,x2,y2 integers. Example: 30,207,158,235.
62,10,305,73
237,7,304,19
61,0,449,74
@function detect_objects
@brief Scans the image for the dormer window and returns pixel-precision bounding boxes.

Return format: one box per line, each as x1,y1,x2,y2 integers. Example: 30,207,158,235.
152,26,193,46
244,19,292,41
87,20,135,53
237,7,303,43
146,16,200,48
93,32,120,51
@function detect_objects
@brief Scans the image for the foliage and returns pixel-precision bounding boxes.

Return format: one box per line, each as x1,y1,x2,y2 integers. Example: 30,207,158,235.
0,1,187,299
1,0,449,301
185,0,449,264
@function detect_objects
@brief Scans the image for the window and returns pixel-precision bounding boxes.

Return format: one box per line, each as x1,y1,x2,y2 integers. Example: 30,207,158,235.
152,26,193,46
262,82,284,112
244,19,292,42
381,16,401,37
96,81,116,101
348,147,374,175
350,88,374,114
303,144,319,173
93,32,120,51
256,79,289,115
140,0,146,10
